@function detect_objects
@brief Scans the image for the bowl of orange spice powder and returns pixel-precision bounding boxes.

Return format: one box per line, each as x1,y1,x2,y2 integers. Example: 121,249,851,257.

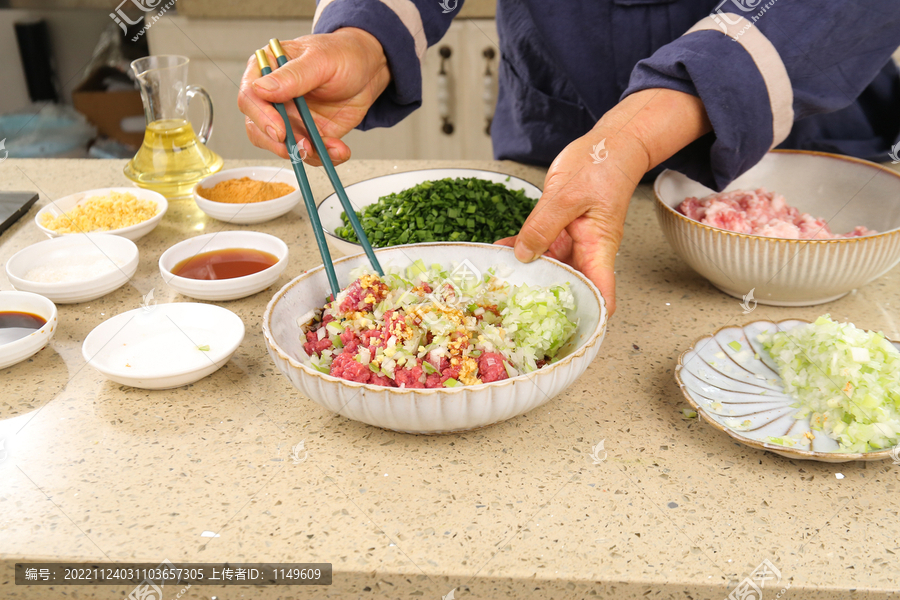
193,167,301,225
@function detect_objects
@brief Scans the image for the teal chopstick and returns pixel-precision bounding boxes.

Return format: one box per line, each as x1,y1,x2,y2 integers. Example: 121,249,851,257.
268,39,384,277
255,51,341,299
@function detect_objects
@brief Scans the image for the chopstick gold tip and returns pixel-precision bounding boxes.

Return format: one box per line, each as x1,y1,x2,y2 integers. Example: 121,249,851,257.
255,49,271,71
268,38,287,59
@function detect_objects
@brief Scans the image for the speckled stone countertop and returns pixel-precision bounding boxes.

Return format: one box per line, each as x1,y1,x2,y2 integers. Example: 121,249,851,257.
1,159,899,600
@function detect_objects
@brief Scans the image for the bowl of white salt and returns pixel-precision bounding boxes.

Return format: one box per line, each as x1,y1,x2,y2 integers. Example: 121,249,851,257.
6,233,139,304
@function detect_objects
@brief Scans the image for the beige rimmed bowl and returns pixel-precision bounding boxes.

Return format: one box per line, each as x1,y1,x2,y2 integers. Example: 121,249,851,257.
263,243,607,434
655,150,900,306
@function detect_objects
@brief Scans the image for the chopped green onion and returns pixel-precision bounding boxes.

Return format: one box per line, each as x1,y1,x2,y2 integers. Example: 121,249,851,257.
197,345,210,352
728,341,742,352
335,177,537,247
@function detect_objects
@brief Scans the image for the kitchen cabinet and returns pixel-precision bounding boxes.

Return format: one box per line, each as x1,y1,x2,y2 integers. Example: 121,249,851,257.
147,15,499,161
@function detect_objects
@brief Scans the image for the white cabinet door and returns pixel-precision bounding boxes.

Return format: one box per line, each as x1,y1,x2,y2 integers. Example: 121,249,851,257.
458,19,500,161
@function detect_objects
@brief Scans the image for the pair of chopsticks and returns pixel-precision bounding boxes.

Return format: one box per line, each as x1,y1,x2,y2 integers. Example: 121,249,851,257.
255,39,383,299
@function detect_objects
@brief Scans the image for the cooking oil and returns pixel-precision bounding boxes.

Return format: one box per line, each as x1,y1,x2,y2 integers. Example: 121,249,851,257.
124,119,223,199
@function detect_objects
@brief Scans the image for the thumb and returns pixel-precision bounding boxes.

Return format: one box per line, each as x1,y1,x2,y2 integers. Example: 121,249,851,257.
252,47,330,103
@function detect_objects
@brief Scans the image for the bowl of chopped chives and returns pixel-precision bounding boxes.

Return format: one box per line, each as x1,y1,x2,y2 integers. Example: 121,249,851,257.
316,168,542,256
35,187,167,242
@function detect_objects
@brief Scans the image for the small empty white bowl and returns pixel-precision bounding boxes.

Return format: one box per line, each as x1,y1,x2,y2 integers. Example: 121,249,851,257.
6,234,139,304
193,167,302,225
0,291,58,369
159,230,289,301
35,187,167,242
82,302,245,389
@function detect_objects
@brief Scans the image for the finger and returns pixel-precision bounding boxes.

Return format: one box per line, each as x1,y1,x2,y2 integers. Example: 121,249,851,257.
544,229,574,263
568,219,619,316
245,117,290,160
238,55,287,143
252,42,334,105
514,174,590,263
299,136,352,167
494,236,516,247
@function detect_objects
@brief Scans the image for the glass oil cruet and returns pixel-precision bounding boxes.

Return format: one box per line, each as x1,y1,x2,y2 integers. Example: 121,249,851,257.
124,55,223,199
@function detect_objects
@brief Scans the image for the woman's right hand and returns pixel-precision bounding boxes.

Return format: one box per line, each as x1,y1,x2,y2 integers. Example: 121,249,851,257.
238,27,391,166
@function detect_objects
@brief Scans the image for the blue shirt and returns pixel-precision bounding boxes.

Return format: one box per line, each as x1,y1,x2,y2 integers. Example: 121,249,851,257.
313,0,900,190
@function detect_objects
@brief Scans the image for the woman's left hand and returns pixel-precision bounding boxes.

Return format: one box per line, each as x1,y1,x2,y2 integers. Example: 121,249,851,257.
497,88,713,317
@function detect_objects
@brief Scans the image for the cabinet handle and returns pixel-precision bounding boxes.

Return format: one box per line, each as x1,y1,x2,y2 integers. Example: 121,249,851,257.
438,46,454,135
482,47,496,136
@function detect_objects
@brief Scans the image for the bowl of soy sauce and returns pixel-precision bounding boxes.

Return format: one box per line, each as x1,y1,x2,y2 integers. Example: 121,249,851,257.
158,231,289,301
0,291,57,369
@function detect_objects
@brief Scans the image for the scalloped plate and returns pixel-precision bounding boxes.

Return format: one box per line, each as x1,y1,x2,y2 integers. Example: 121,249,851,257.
675,319,899,462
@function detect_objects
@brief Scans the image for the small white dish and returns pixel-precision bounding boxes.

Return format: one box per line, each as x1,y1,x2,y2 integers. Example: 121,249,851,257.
159,230,289,301
35,187,167,242
193,166,301,225
676,319,899,462
6,234,139,304
82,302,244,389
0,291,58,369
317,168,543,255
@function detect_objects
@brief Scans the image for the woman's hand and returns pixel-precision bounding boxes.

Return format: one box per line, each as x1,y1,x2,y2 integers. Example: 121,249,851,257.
238,28,391,166
497,89,712,316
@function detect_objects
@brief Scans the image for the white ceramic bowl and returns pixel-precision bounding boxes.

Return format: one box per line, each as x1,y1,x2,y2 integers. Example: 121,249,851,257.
159,231,289,301
263,243,607,434
676,319,899,463
82,302,245,389
655,150,900,306
317,168,543,256
0,291,58,369
193,166,302,225
6,234,139,304
35,187,167,242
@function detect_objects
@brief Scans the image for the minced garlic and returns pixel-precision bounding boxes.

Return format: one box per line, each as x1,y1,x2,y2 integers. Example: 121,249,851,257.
41,191,158,234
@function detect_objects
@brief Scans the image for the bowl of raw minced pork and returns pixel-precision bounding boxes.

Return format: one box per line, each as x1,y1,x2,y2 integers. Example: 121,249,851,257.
193,167,302,225
654,150,900,306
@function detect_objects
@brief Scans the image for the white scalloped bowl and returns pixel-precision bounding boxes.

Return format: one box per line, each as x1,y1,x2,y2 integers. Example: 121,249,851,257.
655,150,900,306
676,319,898,462
263,243,607,434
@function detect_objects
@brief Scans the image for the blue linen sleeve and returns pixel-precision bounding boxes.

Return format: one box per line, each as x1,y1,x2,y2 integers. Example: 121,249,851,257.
623,1,900,190
313,0,463,130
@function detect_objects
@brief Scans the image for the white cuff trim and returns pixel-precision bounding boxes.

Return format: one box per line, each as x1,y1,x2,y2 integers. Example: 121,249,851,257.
313,0,427,62
687,15,794,149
